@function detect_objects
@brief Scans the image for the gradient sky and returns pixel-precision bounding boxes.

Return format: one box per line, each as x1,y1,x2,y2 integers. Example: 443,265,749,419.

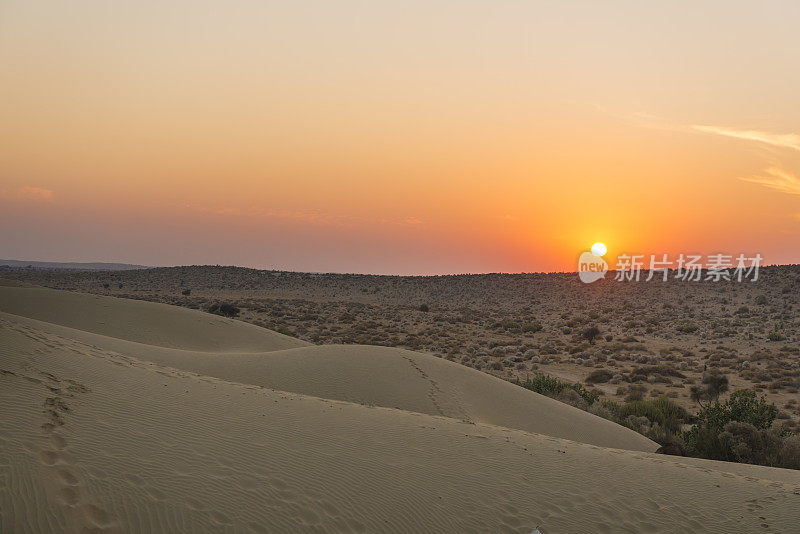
2,1,800,274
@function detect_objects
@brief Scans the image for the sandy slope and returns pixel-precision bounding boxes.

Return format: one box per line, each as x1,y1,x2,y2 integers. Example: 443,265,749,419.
2,286,800,533
0,284,308,352
0,286,654,451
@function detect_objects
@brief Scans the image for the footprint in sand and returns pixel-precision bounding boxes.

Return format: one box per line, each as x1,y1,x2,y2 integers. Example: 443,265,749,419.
209,511,232,525
50,433,67,450
186,497,207,511
39,450,60,466
58,487,80,506
83,503,112,527
56,468,79,486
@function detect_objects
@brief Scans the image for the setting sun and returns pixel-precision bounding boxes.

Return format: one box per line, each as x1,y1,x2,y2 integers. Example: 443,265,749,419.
591,242,608,257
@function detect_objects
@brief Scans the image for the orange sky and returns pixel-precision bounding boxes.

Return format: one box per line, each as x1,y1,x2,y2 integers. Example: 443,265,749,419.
1,1,799,274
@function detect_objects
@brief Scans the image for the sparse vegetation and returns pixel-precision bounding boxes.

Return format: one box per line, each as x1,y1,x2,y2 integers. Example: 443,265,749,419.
582,326,601,344
690,371,729,407
585,369,613,384
598,397,689,444
684,389,790,466
207,302,240,318
515,374,599,407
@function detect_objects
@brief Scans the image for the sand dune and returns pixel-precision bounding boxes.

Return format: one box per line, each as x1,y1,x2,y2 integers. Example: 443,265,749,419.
0,286,654,451
2,286,800,532
0,284,308,352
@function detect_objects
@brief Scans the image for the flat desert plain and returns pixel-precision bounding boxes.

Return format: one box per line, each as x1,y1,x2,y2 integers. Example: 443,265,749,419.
2,276,800,532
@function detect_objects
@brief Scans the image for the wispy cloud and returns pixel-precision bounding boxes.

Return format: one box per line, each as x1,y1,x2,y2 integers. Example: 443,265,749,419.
692,125,800,152
0,186,54,202
689,124,800,197
740,167,800,196
401,216,423,226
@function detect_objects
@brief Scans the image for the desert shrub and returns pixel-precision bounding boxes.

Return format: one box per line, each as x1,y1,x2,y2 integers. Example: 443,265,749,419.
624,415,651,434
182,289,191,296
676,323,699,333
418,304,430,312
207,302,240,318
767,332,785,342
617,397,688,435
718,422,783,466
755,295,768,305
557,388,588,410
595,398,686,444
779,435,800,469
690,371,729,407
645,423,683,445
276,326,294,337
522,322,543,333
587,402,614,420
629,365,685,384
685,390,778,461
626,384,647,402
515,374,599,406
585,369,613,384
582,326,601,344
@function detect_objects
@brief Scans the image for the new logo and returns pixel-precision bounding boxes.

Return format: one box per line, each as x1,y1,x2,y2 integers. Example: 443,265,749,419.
578,242,608,284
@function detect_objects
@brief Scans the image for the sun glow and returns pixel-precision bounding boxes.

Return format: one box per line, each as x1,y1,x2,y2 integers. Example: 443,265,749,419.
591,242,607,257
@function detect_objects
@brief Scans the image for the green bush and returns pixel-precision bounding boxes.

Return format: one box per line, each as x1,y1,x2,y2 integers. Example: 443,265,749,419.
207,302,240,318
592,398,687,444
690,372,729,407
498,319,520,330
625,384,647,402
718,422,782,466
685,390,778,461
780,435,800,469
617,397,688,435
522,322,543,333
515,374,599,406
582,326,601,344
712,421,800,469
585,369,613,384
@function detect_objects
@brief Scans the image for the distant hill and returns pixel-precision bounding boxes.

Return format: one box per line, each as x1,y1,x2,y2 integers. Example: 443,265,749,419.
0,259,148,271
